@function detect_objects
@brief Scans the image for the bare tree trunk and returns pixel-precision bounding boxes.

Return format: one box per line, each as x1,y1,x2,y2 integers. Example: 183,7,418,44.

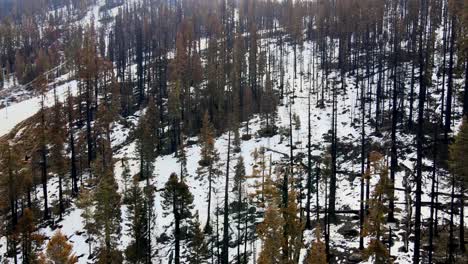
444,16,456,141
222,131,231,264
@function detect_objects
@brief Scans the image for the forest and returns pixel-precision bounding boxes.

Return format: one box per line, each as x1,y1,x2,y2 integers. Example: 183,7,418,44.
0,0,467,263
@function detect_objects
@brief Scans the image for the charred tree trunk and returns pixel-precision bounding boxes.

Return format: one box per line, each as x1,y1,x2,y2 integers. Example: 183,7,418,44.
222,131,231,264
414,8,427,263
460,184,465,253
68,114,78,195
448,173,455,262
428,125,438,263
389,24,399,223
306,82,313,230
328,83,337,222
86,80,93,168
463,59,468,117
359,69,366,250
444,16,456,141
41,100,49,220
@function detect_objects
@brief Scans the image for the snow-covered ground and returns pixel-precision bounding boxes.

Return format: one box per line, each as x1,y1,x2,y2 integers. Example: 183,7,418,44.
0,1,466,263
1,38,458,264
0,78,78,137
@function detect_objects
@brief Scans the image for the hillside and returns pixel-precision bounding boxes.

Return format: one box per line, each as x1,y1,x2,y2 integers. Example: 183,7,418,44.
0,1,467,264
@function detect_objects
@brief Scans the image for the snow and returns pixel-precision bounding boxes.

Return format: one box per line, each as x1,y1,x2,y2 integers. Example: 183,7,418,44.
2,36,466,263
0,79,78,137
0,1,467,263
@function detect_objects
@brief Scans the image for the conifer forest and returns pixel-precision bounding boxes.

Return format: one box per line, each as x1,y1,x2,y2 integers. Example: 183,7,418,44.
0,0,467,263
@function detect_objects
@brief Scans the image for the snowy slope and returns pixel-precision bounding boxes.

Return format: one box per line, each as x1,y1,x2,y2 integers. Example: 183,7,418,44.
13,38,460,264
0,1,466,264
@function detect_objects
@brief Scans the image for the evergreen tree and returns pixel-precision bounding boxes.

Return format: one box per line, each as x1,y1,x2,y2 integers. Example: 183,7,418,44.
197,112,221,233
135,100,159,181
221,129,232,264
257,201,284,264
1,1,467,264
76,189,95,256
250,148,270,208
187,213,209,264
77,26,98,168
178,133,188,181
449,118,468,187
449,117,467,253
161,173,194,264
283,189,304,263
124,178,149,263
121,158,131,195
260,71,277,136
363,152,392,264
0,142,22,232
134,99,159,263
168,81,182,153
94,169,122,263
65,89,79,196
305,226,327,264
0,142,25,264
43,230,78,264
14,208,44,264
49,94,67,220
199,112,216,167
233,128,241,153
232,156,246,264
35,76,50,220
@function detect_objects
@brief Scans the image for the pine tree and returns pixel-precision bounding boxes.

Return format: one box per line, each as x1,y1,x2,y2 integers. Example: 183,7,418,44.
197,111,221,233
94,169,122,263
221,129,232,264
199,111,216,167
232,156,247,264
260,71,277,136
362,152,392,264
35,75,50,220
233,156,246,195
283,189,304,263
250,148,276,210
66,89,79,196
77,26,98,168
257,200,284,264
14,208,44,264
305,226,327,264
121,158,131,195
95,102,116,146
76,189,95,256
49,94,67,220
43,230,78,264
178,133,188,181
161,173,194,264
92,135,113,179
233,128,241,153
124,178,149,263
187,213,209,264
449,117,467,253
449,117,468,187
134,99,159,262
0,142,22,234
168,81,182,153
135,100,159,181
